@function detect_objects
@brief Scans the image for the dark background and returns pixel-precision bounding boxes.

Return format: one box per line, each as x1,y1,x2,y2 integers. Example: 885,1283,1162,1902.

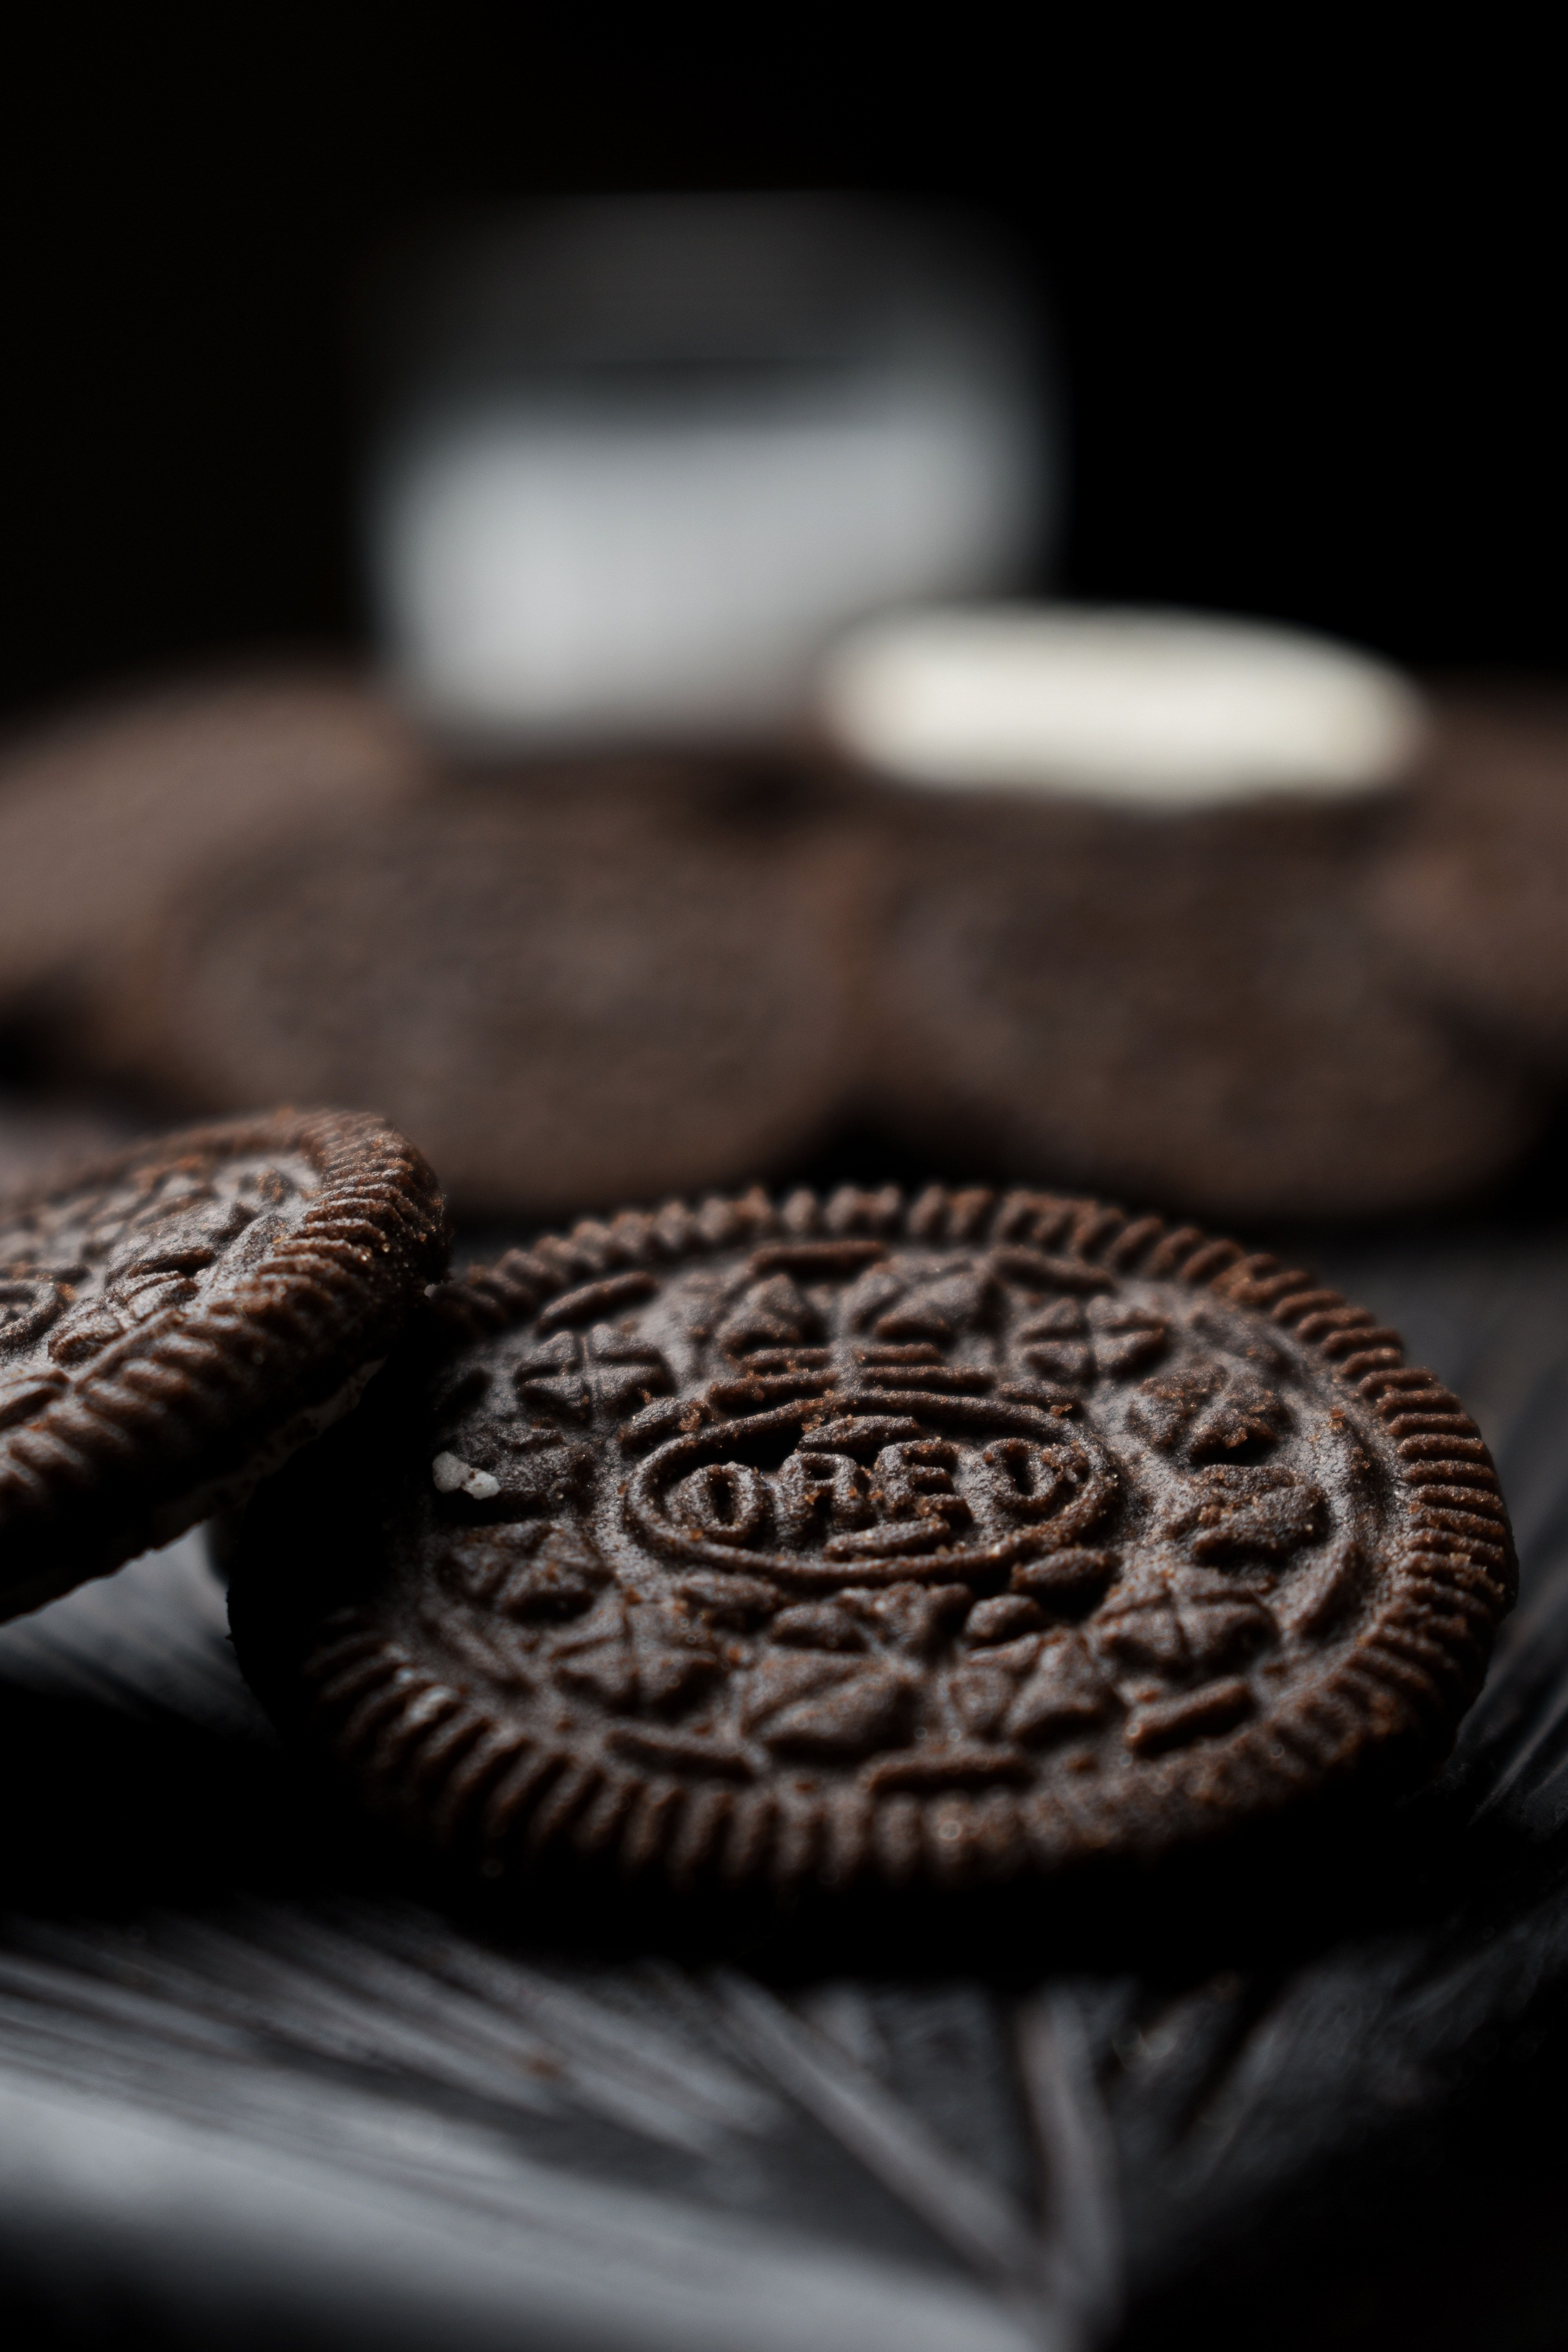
2,26,1558,723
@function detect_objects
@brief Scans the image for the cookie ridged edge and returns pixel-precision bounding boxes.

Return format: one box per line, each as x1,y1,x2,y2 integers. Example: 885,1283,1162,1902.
0,1109,449,1610
299,1182,1514,1891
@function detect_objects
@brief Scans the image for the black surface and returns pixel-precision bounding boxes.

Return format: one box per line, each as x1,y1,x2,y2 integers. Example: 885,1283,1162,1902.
6,1210,1568,2348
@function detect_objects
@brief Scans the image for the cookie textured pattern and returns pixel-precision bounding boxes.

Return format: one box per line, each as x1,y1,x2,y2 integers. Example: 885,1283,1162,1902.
861,794,1541,1219
98,778,867,1218
0,1111,448,1621
231,1184,1514,1891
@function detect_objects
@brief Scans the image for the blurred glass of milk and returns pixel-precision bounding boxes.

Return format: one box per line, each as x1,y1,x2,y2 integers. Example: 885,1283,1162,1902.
363,195,1056,746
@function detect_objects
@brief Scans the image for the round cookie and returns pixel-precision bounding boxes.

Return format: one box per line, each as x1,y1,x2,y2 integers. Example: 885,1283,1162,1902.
0,1110,447,1623
859,792,1543,1220
1365,689,1568,1064
0,665,434,1016
92,775,868,1220
228,1183,1514,1893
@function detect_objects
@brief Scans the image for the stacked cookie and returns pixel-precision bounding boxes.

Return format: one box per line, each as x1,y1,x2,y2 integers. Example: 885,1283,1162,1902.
822,612,1561,1221
0,630,1565,1222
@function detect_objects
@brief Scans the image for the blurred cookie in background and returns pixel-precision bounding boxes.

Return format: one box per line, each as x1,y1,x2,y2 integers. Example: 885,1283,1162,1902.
822,608,1545,1220
0,666,436,1018
1365,690,1568,1067
85,764,870,1220
0,1093,149,1205
858,796,1539,1220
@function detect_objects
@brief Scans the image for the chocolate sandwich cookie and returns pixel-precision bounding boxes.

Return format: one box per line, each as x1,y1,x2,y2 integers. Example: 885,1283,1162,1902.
860,793,1542,1220
0,666,432,1016
94,777,867,1219
0,1111,447,1623
1366,690,1568,1064
229,1183,1513,1893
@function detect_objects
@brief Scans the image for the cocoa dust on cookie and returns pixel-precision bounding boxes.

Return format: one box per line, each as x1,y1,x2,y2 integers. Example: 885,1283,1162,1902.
229,1184,1514,1892
0,1111,448,1622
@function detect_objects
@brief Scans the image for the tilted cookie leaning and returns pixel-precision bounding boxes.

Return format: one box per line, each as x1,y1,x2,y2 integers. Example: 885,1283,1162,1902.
0,1111,448,1622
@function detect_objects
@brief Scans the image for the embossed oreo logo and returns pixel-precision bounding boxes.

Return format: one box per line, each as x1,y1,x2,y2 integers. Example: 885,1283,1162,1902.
626,1380,1116,1588
414,1228,1372,1784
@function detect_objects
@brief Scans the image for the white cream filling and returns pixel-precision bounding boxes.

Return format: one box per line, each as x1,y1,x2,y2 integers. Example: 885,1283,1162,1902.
817,604,1428,808
431,1450,501,1501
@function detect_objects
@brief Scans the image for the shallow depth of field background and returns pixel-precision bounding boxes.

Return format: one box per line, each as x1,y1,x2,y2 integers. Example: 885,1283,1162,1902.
1,27,1560,724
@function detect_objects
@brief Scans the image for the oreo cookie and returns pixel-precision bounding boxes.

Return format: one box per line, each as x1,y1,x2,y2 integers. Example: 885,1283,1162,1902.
229,1183,1514,1892
0,666,432,1019
92,773,867,1219
860,793,1542,1220
0,1111,447,1623
1367,689,1568,1064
